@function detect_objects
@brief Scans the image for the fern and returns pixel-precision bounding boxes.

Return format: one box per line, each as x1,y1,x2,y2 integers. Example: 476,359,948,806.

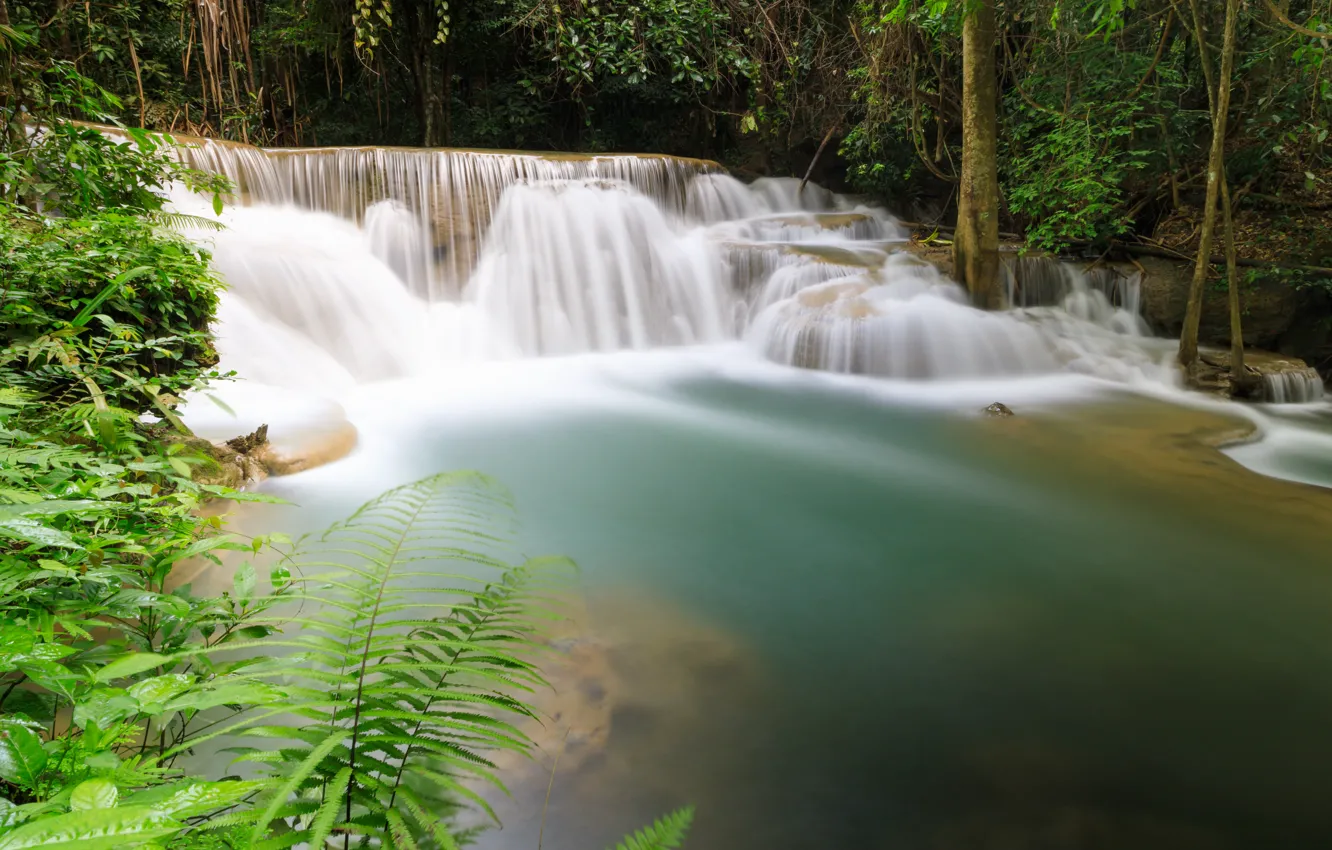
610,807,696,850
231,471,570,849
149,211,227,232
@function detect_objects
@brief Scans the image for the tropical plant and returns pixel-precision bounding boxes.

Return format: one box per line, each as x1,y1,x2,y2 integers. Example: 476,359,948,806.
0,466,698,850
610,807,695,850
208,470,573,848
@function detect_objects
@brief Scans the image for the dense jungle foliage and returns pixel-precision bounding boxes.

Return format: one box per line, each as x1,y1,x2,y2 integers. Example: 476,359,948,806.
4,0,1332,265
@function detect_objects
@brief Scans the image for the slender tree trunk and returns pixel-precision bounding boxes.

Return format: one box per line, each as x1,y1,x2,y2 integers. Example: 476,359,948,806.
1221,177,1248,388
0,0,20,164
1178,0,1239,368
443,43,454,146
954,0,1002,309
0,0,12,116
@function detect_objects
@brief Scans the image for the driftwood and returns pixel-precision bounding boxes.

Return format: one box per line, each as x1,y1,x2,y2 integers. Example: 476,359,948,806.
798,126,839,196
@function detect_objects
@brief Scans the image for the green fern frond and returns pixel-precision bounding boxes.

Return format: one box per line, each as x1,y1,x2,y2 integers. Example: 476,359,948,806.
149,211,227,232
0,443,88,470
0,387,30,407
610,807,696,850
232,471,573,849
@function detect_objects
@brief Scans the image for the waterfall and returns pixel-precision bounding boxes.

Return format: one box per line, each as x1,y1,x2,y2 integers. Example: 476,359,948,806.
180,139,718,299
168,136,1319,400
1262,368,1327,404
747,254,1063,380
468,179,731,355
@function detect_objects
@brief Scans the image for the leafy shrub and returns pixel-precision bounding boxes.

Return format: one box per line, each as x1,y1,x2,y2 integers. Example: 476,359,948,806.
1,115,233,428
0,211,225,419
1003,117,1144,250
1,122,227,218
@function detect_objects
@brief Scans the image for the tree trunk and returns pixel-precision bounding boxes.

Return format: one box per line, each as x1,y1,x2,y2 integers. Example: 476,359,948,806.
1178,0,1239,368
0,0,20,162
1220,177,1252,390
0,0,12,113
443,45,453,146
954,0,1002,309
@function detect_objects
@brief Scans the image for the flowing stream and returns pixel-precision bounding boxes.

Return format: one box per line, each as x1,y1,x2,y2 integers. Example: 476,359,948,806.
172,139,1332,849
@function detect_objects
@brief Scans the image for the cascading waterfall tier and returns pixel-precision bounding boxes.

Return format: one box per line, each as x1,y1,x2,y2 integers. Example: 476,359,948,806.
169,136,1321,400
181,139,720,299
747,251,1181,384
1262,368,1327,404
469,179,732,355
748,254,1062,379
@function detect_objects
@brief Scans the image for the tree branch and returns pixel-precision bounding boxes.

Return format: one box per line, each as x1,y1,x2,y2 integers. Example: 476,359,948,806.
1130,9,1175,98
1263,0,1332,40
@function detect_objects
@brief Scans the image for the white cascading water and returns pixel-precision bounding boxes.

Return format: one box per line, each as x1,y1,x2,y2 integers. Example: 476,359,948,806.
468,179,730,355
1262,368,1327,404
180,141,713,299
749,255,1063,379
166,136,1322,404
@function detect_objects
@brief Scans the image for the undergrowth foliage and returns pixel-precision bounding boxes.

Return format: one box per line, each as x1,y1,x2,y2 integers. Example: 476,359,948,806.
218,470,573,849
0,469,695,849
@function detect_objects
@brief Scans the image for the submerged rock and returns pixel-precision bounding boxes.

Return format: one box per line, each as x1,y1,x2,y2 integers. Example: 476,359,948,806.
984,402,1015,417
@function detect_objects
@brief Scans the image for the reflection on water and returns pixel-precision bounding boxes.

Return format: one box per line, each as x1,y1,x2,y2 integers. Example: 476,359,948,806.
197,355,1332,850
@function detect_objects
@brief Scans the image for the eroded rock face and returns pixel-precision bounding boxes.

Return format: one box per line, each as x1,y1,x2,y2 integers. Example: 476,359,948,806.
1133,257,1305,350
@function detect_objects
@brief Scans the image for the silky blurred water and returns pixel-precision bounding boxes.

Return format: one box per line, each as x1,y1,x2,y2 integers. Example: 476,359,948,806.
197,353,1332,850
169,136,1332,849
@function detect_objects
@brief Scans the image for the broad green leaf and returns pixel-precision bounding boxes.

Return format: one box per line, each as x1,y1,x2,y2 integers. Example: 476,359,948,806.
0,517,81,550
0,627,36,670
198,488,287,504
156,780,265,818
70,779,118,810
72,689,139,730
83,751,120,771
163,681,285,713
70,267,154,328
127,674,194,709
0,501,110,520
233,561,256,602
0,722,47,787
154,533,248,571
94,652,171,683
16,659,79,701
0,804,181,850
104,590,191,618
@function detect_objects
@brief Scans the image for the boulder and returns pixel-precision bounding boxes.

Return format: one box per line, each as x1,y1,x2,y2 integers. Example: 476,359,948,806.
1133,256,1304,350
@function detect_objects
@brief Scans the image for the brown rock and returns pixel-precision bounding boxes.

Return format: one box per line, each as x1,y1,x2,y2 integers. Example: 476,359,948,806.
1133,256,1303,350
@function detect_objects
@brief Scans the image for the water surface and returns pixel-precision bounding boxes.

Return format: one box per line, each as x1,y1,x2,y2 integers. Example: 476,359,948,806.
207,354,1332,850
